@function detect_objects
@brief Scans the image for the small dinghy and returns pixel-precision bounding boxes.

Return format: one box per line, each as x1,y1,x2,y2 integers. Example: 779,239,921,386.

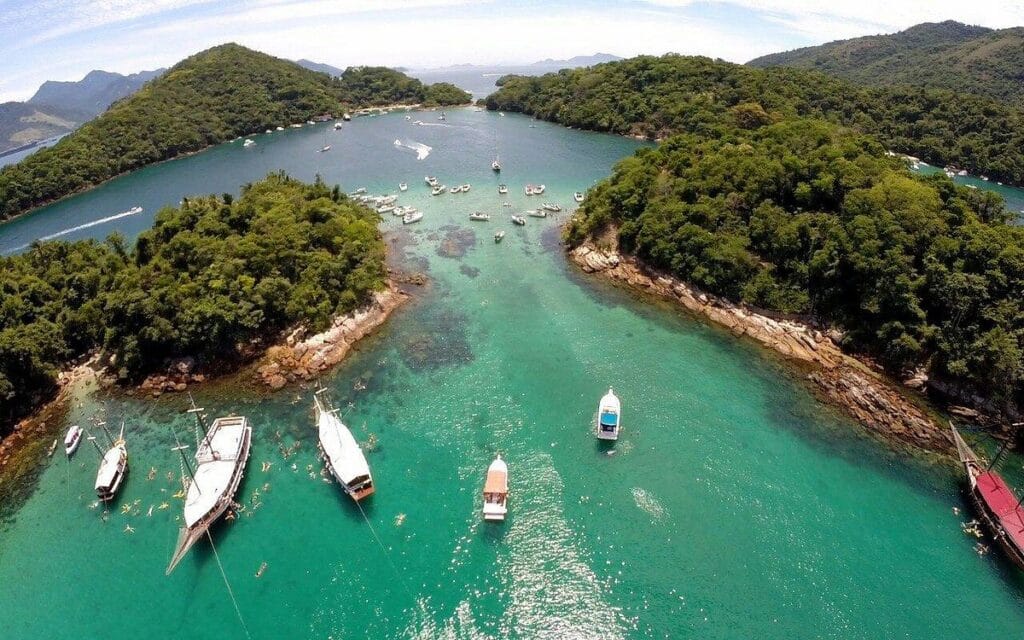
574,191,585,203
399,182,408,191
318,145,331,153
494,231,505,243
595,388,621,441
482,455,508,521
449,185,462,194
511,215,526,226
492,157,501,172
334,122,343,130
64,425,83,457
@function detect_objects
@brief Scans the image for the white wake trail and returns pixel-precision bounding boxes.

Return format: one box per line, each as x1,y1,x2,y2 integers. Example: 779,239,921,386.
393,138,432,160
12,206,144,251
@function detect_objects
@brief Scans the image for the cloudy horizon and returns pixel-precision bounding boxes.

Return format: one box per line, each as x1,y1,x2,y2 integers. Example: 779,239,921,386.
2,0,1023,103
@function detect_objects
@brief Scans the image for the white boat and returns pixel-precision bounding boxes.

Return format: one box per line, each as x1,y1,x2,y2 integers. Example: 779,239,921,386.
449,185,462,194
290,123,303,128
595,388,621,440
501,202,513,207
403,211,424,224
498,184,508,194
314,389,375,501
95,423,128,502
482,455,508,522
276,126,285,131
64,425,82,457
334,122,343,130
439,112,446,121
461,184,471,192
432,186,446,196
541,203,561,212
425,176,438,186
343,113,352,121
533,184,546,195
350,187,367,195
469,212,490,221
494,231,505,243
399,183,408,192
524,184,536,195
319,145,331,153
378,204,396,214
511,215,526,226
379,194,398,205
574,192,585,203
527,209,547,218
242,139,255,147
492,157,501,172
166,402,252,574
405,115,411,121
127,206,143,215
307,120,316,125
265,129,273,134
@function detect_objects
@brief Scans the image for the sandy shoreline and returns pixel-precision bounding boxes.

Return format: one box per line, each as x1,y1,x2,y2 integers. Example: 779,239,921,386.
569,243,952,454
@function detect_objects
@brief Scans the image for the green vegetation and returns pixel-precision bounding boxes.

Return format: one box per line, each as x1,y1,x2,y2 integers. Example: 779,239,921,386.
423,82,473,107
337,66,470,106
749,21,1024,108
485,54,1024,185
0,173,387,437
567,118,1023,415
0,45,469,221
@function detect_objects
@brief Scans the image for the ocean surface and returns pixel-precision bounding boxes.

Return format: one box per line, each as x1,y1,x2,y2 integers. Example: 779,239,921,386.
2,109,1024,639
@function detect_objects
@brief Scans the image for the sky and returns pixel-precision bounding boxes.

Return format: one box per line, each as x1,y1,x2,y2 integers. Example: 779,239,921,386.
1,0,1023,103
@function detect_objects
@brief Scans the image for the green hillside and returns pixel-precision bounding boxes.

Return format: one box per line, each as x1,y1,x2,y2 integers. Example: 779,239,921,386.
748,21,1024,106
485,54,1024,185
0,44,468,221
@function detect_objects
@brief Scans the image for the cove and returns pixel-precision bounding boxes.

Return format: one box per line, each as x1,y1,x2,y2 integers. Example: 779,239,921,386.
1,109,1024,638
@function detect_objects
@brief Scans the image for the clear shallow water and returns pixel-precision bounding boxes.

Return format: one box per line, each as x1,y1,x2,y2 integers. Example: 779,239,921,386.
911,163,1024,216
2,110,1024,639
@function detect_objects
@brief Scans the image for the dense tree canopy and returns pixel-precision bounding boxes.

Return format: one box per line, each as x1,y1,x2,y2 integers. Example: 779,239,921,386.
0,45,470,221
0,173,387,436
567,118,1024,414
486,54,1024,186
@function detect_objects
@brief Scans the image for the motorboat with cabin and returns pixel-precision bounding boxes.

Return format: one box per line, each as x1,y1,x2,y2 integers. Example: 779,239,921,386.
498,184,508,194
527,209,547,218
403,211,424,224
399,182,408,191
314,387,375,502
64,425,83,457
482,455,508,522
595,388,621,440
511,215,526,226
432,185,446,196
574,192,585,203
469,212,490,221
541,203,561,212
492,157,501,172
494,231,505,243
166,399,252,574
243,139,255,147
425,176,438,186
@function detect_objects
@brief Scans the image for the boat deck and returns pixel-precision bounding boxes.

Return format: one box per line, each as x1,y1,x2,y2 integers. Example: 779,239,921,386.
976,471,1024,550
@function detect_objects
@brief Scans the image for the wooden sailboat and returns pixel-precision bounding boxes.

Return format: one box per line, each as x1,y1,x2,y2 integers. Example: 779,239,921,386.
951,423,1024,570
314,386,375,501
94,421,128,501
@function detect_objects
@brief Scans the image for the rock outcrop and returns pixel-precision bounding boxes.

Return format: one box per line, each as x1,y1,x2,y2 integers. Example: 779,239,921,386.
570,243,948,452
256,285,407,387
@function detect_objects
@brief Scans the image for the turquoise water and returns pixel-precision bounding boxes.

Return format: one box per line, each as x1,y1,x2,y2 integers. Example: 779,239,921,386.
2,109,1024,638
912,163,1024,216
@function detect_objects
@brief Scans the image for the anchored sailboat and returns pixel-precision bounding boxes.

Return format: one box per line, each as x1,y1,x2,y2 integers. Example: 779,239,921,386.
94,421,128,501
314,387,375,501
166,398,252,574
951,424,1024,570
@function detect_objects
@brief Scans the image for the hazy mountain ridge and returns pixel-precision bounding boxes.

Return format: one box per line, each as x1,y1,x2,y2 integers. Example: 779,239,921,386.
748,21,1024,106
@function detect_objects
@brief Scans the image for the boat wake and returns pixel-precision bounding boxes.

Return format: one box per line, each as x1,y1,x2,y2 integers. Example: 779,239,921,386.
393,138,432,160
631,487,667,520
9,206,143,252
411,120,451,128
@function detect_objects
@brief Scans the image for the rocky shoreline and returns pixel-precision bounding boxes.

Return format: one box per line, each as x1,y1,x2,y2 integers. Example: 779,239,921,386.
570,243,951,453
256,285,408,388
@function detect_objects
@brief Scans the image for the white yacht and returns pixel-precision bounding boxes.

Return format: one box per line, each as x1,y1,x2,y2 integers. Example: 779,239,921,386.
64,425,82,457
574,192,585,203
403,211,424,224
527,209,547,218
533,184,546,195
334,122,343,130
492,157,501,172
541,203,561,212
494,230,505,243
595,388,621,440
314,389,375,501
378,204,396,214
461,184,471,192
482,455,508,522
425,176,438,186
399,183,408,192
449,185,462,194
319,145,331,153
95,423,128,501
469,212,490,221
498,184,509,194
243,139,255,147
166,401,252,574
511,215,526,226
432,185,446,196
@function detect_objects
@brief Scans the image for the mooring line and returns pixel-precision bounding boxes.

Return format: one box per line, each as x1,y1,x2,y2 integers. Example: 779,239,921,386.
355,500,421,609
207,530,253,640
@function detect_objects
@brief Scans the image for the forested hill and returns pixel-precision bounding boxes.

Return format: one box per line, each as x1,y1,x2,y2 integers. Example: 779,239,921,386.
566,119,1024,421
0,44,469,221
748,21,1024,107
484,54,1024,186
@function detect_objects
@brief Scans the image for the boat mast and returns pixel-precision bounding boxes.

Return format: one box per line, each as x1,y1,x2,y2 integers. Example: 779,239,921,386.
171,426,199,495
86,433,104,457
187,393,212,450
96,420,115,448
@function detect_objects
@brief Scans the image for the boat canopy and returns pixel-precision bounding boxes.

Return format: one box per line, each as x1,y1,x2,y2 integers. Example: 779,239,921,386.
317,403,371,485
184,417,248,528
95,444,125,489
976,471,1024,550
600,411,619,427
484,457,507,494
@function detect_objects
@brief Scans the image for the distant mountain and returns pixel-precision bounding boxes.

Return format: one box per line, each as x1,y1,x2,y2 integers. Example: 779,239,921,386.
29,68,164,118
0,102,84,155
531,53,622,67
748,21,1024,106
294,59,345,77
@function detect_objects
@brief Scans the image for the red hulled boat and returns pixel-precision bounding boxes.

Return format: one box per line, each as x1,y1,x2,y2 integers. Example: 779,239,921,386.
951,424,1024,570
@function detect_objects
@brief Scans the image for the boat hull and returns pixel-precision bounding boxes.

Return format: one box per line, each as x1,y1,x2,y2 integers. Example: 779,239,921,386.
965,463,1024,572
166,424,251,574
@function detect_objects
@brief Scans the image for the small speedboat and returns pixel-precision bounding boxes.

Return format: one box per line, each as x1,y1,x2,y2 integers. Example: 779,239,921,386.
64,425,83,457
492,157,501,172
306,120,316,125
502,202,512,208
498,184,508,194
511,215,525,226
343,113,352,121
351,187,367,195
379,195,398,205
243,139,255,147
377,204,395,214
482,455,508,521
469,212,490,221
461,184,471,192
403,211,424,224
494,231,505,243
334,122,343,130
533,184,546,195
449,185,462,194
399,183,408,192
319,145,331,153
595,388,621,441
432,186,446,196
524,184,535,195
541,203,561,212
425,176,438,186
574,191,585,203
276,126,284,131
439,112,446,121
527,209,547,218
